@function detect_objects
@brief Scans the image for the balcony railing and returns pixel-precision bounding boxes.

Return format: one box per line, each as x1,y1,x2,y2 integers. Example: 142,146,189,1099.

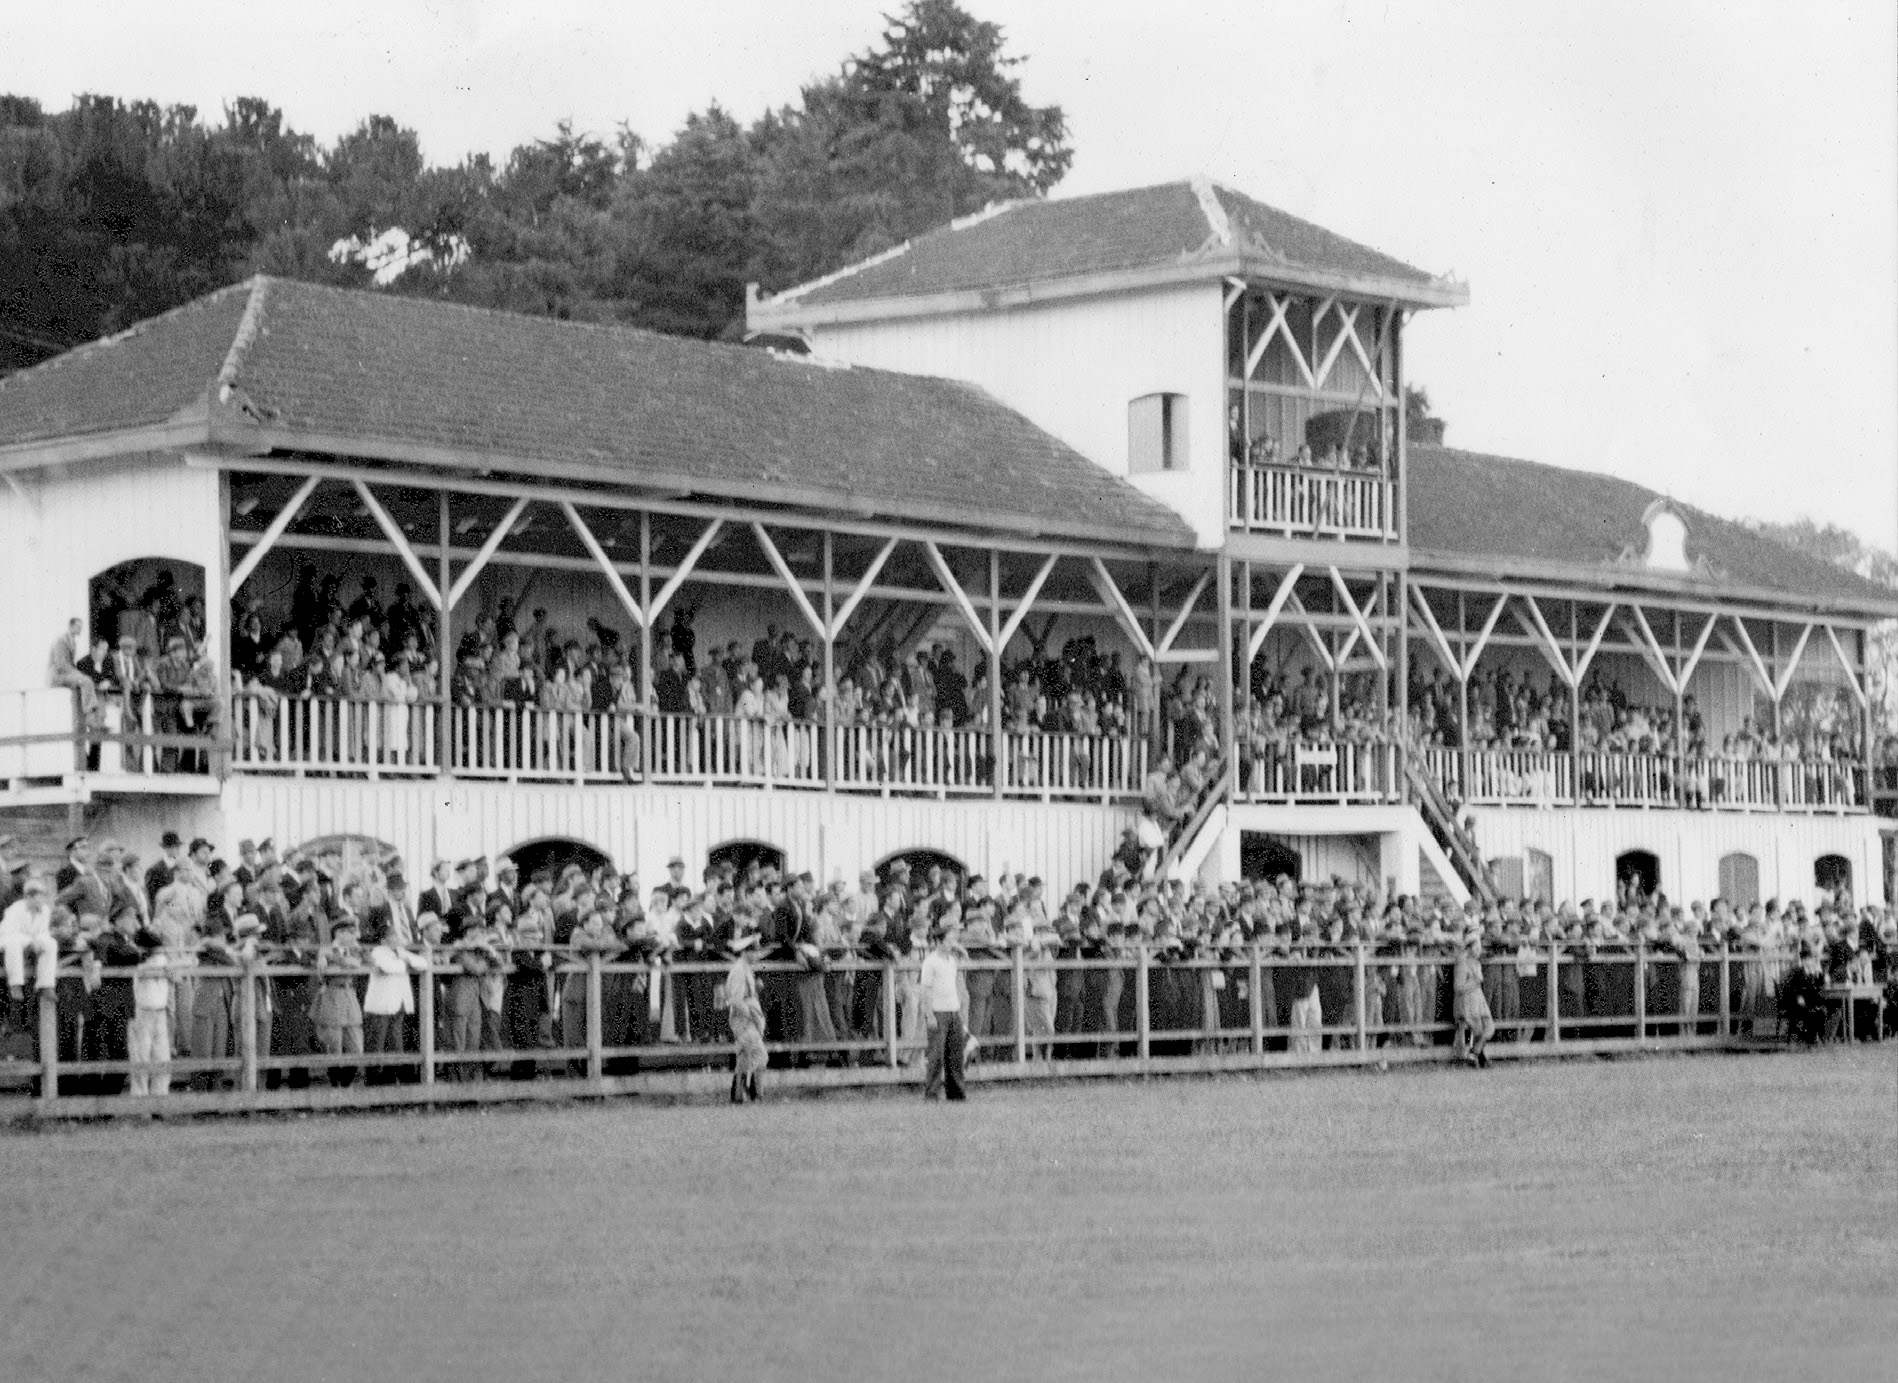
1228,463,1395,539
1238,740,1399,803
233,694,439,778
1420,747,1866,813
212,698,1156,801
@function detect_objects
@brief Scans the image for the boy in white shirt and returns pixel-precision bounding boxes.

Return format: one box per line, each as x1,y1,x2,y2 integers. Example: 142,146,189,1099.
920,925,967,1101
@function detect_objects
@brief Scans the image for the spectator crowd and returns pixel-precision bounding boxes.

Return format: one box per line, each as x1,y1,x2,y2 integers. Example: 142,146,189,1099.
4,819,1892,1102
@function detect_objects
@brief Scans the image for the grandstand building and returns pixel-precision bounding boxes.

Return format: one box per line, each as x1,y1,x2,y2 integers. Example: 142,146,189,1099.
1,177,1892,907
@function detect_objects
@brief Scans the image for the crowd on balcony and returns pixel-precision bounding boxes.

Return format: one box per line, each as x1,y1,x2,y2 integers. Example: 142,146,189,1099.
1227,410,1384,474
48,569,222,771
1233,666,1394,798
4,824,1892,1100
206,565,1226,794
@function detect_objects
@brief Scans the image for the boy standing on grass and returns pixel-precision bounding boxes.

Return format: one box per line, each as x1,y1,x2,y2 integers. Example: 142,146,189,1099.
921,925,967,1101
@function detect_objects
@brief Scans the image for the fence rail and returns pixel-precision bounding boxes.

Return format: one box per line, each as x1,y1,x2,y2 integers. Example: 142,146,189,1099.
1421,747,1865,814
1,945,1825,1118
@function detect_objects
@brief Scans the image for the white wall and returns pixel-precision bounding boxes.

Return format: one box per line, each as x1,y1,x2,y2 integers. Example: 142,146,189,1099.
0,452,222,692
810,282,1227,547
91,777,1138,899
1467,805,1886,908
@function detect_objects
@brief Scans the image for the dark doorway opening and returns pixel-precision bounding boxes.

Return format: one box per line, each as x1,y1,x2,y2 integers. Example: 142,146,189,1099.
504,838,612,886
875,847,968,890
1814,853,1853,904
89,557,206,655
707,839,786,881
1615,849,1660,904
1240,832,1302,884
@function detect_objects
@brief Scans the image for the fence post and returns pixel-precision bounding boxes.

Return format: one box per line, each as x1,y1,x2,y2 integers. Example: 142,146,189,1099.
418,952,436,1088
1135,945,1151,1062
883,959,900,1069
1547,945,1561,1043
239,960,259,1093
1354,942,1369,1051
1011,945,1027,1065
586,952,604,1086
1718,944,1731,1038
38,988,58,1110
1248,946,1264,1055
1633,944,1647,1041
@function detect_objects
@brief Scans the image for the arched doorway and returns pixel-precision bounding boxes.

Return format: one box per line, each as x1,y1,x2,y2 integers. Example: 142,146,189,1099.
1718,852,1760,911
875,847,967,889
707,839,786,881
89,557,206,655
1814,853,1853,904
1240,832,1301,884
1615,849,1660,904
288,833,401,881
503,837,612,887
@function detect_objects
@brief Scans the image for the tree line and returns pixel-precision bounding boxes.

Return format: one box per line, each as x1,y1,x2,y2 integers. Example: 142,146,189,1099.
0,0,1069,373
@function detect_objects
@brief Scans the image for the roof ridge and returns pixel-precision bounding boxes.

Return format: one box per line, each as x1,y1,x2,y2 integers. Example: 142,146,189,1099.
215,276,271,402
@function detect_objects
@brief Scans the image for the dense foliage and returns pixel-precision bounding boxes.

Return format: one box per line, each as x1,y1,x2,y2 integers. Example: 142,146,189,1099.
0,0,1068,371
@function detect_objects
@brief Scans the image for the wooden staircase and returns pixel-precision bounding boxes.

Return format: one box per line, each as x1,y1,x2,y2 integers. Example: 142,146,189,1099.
1402,751,1499,908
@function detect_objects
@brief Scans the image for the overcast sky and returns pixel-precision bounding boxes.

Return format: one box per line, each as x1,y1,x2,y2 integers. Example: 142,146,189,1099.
6,0,1895,550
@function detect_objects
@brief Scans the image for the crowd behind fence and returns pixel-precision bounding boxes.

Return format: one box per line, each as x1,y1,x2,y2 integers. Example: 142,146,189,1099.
6,940,1884,1111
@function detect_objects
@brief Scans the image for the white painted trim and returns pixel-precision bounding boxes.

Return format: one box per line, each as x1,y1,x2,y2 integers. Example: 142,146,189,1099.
446,496,528,611
560,500,643,627
352,479,440,609
997,553,1060,652
649,519,724,624
230,473,321,594
752,522,827,639
1086,558,1154,662
1248,564,1306,662
829,537,899,640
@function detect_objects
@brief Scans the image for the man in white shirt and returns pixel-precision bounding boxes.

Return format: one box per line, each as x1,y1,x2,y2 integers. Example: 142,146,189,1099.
920,925,967,1101
2,875,59,1030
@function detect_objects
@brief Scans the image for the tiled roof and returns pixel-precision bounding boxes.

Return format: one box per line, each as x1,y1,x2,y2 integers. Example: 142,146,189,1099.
763,179,1453,312
1409,444,1896,612
0,283,252,446
0,277,1198,550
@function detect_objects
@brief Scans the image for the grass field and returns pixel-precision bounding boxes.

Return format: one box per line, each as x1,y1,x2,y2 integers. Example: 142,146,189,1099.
2,1048,1893,1382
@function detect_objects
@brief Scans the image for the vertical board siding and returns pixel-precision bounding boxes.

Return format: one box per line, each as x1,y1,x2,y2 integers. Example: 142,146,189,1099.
1466,806,1887,908
93,779,1138,897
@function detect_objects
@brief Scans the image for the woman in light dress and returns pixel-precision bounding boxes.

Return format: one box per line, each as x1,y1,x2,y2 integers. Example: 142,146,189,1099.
381,655,418,765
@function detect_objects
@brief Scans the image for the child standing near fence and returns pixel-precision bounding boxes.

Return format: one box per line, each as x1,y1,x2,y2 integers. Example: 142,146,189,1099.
1453,931,1494,1068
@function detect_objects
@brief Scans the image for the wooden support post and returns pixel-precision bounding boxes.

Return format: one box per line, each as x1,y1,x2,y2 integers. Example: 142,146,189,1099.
822,531,835,792
38,989,58,1109
1718,945,1731,1038
990,547,1003,802
438,492,452,775
883,959,900,1069
1248,946,1264,1054
1012,944,1027,1065
419,952,436,1087
1135,945,1151,1061
586,953,604,1086
1547,945,1561,1043
1354,943,1369,1049
639,512,653,785
1217,552,1235,803
239,961,258,1093
1634,944,1647,1040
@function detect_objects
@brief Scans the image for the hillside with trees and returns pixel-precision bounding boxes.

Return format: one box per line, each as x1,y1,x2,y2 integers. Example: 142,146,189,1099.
0,0,1068,372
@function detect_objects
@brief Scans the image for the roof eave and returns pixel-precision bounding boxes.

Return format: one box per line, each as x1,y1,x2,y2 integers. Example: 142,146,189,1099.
0,416,214,475
1409,547,1898,622
237,424,1201,554
750,253,1464,331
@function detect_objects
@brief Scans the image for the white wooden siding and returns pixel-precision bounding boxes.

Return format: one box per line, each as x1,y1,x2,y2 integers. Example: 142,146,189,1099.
92,778,1137,895
811,282,1227,546
1466,805,1886,908
0,452,222,691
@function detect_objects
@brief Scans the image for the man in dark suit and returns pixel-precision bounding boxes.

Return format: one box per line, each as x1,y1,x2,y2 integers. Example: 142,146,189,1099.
418,860,456,930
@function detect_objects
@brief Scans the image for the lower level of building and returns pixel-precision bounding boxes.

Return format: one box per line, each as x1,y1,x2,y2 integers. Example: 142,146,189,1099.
5,779,1885,910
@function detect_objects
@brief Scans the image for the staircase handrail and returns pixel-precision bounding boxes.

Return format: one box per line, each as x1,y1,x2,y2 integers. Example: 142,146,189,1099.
1399,742,1499,907
1155,751,1229,879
